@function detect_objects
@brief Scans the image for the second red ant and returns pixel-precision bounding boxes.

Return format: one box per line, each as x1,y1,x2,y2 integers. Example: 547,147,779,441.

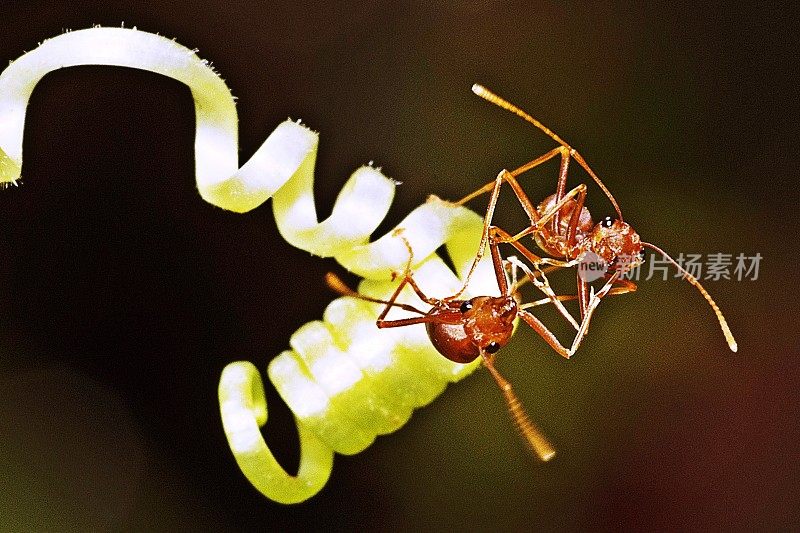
457,84,737,354
325,84,738,461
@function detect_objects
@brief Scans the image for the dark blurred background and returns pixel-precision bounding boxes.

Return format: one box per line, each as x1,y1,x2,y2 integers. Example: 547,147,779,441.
0,1,797,531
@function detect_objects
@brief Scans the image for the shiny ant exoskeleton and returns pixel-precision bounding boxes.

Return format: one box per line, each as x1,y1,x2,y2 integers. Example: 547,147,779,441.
456,84,737,354
325,84,737,461
326,233,561,461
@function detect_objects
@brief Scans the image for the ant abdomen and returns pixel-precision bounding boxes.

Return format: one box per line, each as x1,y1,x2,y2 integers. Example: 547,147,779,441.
535,193,593,256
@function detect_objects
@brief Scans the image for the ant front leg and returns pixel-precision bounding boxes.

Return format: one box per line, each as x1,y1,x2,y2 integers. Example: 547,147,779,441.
373,234,443,325
520,282,637,310
325,231,441,327
510,263,566,295
392,234,443,307
372,268,442,329
450,168,507,299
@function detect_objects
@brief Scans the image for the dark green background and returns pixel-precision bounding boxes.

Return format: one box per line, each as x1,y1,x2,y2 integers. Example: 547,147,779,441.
1,2,796,530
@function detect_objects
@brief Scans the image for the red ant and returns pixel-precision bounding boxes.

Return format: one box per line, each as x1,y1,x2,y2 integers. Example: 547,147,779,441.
324,84,736,460
455,84,737,355
326,233,562,461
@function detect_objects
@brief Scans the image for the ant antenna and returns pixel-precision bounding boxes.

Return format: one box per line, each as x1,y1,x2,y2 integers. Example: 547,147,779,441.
481,352,556,461
471,84,624,221
325,272,427,316
642,242,738,352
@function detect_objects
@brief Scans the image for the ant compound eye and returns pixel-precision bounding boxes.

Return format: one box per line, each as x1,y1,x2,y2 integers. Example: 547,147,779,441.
485,341,501,354
459,301,473,314
601,216,614,228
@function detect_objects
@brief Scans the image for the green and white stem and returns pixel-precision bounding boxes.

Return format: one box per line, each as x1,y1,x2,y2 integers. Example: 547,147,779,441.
0,27,498,504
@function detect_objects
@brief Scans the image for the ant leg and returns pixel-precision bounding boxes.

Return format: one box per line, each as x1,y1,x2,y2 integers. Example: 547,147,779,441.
577,274,637,319
400,275,442,306
471,84,623,220
517,309,572,359
610,278,638,294
458,147,572,233
375,266,446,323
455,147,562,211
505,255,579,331
374,235,423,323
489,226,575,269
516,273,633,359
525,145,580,239
566,272,622,356
325,270,436,329
520,282,636,309
471,174,580,280
510,263,565,294
505,256,520,290
500,147,569,226
375,275,416,322
329,235,435,324
488,232,510,296
450,168,508,299
528,183,587,240
325,272,427,316
577,275,589,319
493,184,587,245
392,233,442,306
548,147,571,231
376,315,438,329
480,352,556,461
565,178,587,245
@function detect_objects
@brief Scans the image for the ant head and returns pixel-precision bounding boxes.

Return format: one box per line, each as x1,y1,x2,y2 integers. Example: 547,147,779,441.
461,296,517,353
586,217,643,268
425,296,517,364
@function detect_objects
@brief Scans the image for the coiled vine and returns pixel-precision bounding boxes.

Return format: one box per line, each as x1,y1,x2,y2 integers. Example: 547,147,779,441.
0,27,500,503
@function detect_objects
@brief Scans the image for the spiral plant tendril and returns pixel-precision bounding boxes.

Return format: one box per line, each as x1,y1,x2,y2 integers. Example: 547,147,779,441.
1,27,501,503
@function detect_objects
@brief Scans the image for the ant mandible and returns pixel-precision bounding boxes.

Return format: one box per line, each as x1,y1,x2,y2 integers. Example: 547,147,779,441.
455,84,737,355
326,232,566,461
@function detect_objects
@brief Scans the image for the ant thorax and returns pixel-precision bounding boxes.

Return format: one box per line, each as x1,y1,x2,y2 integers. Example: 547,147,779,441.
534,193,593,257
580,219,644,269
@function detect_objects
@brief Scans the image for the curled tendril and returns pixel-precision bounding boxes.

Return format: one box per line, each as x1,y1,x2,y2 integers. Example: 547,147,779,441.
1,27,499,504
